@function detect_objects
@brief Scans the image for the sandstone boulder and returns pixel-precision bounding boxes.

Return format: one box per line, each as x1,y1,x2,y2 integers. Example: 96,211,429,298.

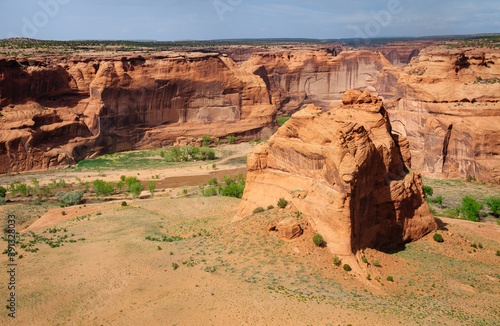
238,91,436,256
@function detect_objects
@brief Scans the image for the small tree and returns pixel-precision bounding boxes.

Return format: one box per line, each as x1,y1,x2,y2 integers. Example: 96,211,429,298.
313,234,324,247
460,196,483,222
130,182,144,198
93,180,114,197
485,197,500,217
0,186,6,198
147,181,156,197
423,186,433,198
343,264,352,272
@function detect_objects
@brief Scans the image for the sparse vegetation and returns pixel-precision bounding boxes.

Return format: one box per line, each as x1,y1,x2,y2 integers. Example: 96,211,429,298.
361,256,368,264
277,116,291,126
227,135,236,144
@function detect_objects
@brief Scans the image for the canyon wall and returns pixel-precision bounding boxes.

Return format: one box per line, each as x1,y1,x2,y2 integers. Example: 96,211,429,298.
387,49,500,183
0,53,275,173
242,50,399,114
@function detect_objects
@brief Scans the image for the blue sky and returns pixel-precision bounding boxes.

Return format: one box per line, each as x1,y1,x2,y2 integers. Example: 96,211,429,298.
1,0,499,40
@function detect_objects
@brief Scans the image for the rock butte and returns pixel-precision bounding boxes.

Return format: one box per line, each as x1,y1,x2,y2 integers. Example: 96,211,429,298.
238,90,437,258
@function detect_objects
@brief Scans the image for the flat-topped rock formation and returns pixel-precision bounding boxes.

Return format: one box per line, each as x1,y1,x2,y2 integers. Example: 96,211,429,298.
238,90,436,256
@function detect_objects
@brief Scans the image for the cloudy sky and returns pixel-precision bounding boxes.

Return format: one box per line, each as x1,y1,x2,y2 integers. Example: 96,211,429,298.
1,0,499,40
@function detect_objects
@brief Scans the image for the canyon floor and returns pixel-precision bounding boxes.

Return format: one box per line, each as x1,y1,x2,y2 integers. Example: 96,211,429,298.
1,144,500,326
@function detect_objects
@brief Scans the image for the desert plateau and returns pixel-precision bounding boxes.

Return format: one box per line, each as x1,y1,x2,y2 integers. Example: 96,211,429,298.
1,2,500,325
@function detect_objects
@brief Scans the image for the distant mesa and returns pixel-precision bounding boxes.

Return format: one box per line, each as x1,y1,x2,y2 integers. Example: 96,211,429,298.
238,90,437,258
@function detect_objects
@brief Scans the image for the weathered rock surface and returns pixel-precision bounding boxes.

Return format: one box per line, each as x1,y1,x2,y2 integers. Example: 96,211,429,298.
242,50,399,114
238,91,436,255
0,53,276,173
387,49,500,183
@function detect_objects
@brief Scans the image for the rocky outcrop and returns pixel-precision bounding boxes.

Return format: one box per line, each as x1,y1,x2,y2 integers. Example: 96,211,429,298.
387,49,500,183
242,50,399,115
0,53,276,173
238,90,436,256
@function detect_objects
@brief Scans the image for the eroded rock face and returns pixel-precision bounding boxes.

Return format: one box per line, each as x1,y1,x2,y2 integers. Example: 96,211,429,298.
238,91,436,255
242,50,399,115
387,49,500,183
0,53,276,173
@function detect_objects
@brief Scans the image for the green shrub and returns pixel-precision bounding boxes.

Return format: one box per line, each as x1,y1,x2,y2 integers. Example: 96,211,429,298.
61,211,66,216
387,276,394,282
423,186,434,197
220,181,245,199
496,250,500,257
212,163,216,169
333,255,341,266
16,183,28,197
208,178,218,186
373,260,381,267
0,186,6,198
58,191,83,206
460,196,483,222
343,264,352,272
277,197,288,208
433,233,444,243
224,175,234,186
478,243,483,249
366,274,371,280
116,181,124,191
361,256,368,264
471,243,477,248
147,181,156,197
427,195,444,207
202,187,218,197
485,197,500,216
93,180,114,197
120,175,126,181
252,207,265,214
313,234,324,247
172,262,179,270
129,182,144,198
121,201,127,207
227,135,236,144
202,135,211,146
267,205,274,210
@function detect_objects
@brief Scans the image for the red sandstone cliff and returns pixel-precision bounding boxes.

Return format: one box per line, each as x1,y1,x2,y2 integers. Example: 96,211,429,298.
387,49,500,183
238,90,436,256
0,53,275,172
242,50,399,114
